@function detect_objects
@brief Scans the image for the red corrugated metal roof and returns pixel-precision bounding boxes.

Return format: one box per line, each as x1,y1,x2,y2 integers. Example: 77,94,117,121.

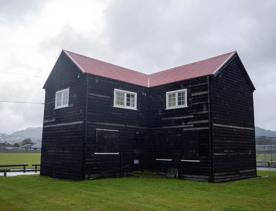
148,52,236,87
64,50,149,87
64,50,236,87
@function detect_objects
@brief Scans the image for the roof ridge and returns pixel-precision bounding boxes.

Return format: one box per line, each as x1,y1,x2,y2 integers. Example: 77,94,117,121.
63,50,87,73
212,51,236,74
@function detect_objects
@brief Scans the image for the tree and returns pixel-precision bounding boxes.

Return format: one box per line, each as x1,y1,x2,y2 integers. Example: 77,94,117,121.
13,143,20,147
21,138,33,146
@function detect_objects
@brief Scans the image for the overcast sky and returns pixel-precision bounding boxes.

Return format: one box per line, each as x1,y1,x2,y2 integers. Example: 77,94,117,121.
0,0,276,133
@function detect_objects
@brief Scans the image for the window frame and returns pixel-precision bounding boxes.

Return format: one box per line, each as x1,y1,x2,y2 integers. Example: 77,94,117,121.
113,88,137,110
55,88,69,109
166,88,188,110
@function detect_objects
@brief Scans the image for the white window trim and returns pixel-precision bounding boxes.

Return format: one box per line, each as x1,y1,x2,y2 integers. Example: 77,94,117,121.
166,88,188,110
55,88,69,109
113,88,137,110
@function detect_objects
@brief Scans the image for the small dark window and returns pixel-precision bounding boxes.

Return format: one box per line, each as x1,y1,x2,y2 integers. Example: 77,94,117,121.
96,129,119,152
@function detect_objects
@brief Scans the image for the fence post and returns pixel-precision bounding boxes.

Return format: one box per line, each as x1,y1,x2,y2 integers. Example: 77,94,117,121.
271,145,273,163
264,146,267,167
23,165,26,173
120,152,122,177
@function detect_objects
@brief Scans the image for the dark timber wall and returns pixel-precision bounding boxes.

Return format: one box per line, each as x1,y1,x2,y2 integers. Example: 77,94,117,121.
84,75,149,178
41,52,86,179
147,77,211,180
210,55,256,182
83,75,212,180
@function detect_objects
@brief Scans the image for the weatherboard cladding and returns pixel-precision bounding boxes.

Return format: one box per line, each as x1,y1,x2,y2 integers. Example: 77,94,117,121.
63,50,236,87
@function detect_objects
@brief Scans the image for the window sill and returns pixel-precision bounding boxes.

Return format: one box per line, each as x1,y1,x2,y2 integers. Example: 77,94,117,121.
165,105,188,110
55,105,69,110
113,105,137,111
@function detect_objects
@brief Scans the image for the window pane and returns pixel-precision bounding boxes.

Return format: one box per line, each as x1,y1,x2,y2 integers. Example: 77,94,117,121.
62,90,69,106
115,91,125,106
129,94,135,107
177,91,186,106
126,93,135,107
56,92,62,107
126,93,130,106
168,93,176,107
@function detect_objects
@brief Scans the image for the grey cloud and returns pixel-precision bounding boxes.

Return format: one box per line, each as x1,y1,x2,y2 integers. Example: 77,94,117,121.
39,25,111,62
0,79,44,134
0,0,46,22
103,0,276,73
0,52,45,133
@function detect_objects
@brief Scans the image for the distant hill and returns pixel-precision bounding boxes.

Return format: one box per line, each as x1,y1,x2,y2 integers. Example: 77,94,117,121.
255,126,276,137
0,127,42,145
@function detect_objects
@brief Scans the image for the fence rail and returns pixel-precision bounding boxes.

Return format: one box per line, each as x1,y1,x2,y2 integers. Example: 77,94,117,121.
0,164,40,176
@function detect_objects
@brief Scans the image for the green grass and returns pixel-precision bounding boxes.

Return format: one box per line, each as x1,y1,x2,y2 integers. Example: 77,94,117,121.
0,153,41,167
0,171,276,211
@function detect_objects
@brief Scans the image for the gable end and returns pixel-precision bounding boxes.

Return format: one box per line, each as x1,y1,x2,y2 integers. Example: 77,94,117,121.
43,51,84,89
213,53,255,91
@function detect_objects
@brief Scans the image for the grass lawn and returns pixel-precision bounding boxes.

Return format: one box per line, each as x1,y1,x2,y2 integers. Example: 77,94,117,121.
0,171,276,211
0,152,41,167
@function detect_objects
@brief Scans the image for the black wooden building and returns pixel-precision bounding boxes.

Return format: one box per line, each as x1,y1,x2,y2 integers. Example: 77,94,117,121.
41,50,256,182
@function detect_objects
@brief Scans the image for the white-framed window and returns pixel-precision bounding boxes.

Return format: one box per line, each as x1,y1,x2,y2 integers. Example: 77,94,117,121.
55,88,69,109
113,89,137,110
166,88,187,109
